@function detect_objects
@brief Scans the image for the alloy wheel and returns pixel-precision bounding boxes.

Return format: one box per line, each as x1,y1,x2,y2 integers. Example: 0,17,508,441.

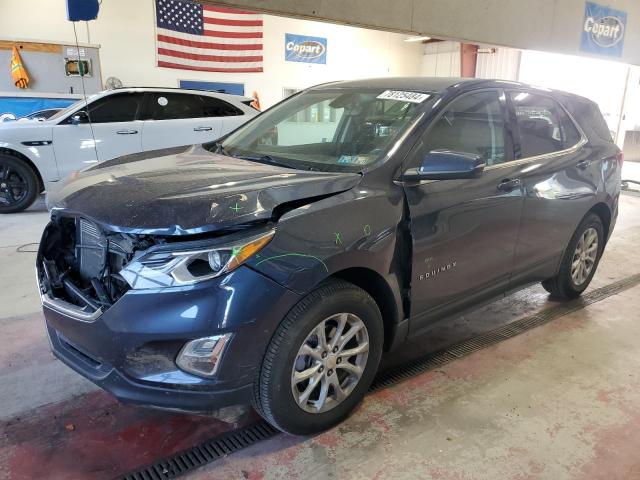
0,163,28,207
571,227,598,286
291,312,369,414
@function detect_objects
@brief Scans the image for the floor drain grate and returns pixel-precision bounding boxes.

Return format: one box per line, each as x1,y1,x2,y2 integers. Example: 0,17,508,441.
118,273,640,479
118,421,278,480
371,272,640,391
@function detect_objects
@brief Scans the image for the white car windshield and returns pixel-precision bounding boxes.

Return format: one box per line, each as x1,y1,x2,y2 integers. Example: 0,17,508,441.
213,89,430,172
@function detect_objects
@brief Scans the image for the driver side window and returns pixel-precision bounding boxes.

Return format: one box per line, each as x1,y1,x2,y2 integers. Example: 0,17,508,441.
418,90,508,166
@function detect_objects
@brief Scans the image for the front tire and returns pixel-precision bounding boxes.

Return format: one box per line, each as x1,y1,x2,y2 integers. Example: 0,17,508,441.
542,213,604,299
0,155,40,213
253,279,383,435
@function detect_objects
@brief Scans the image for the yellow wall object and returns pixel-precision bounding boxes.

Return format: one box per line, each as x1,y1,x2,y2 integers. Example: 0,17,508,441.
10,45,30,89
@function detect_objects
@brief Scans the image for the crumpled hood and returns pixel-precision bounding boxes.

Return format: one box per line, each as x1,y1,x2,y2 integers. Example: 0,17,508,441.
47,145,361,235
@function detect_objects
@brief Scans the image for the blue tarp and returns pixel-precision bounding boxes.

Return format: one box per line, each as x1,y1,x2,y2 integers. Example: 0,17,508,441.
0,97,78,122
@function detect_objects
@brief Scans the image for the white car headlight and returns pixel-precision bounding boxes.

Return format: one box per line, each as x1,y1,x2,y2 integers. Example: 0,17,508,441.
120,230,274,289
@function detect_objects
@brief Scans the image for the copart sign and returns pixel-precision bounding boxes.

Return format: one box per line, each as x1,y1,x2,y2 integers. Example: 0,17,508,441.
580,1,626,57
285,33,327,64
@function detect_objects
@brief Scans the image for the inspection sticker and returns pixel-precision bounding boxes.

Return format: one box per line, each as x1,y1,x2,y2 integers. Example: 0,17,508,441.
377,90,431,103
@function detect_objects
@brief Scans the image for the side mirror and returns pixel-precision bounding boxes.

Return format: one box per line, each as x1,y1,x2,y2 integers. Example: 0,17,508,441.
403,150,485,181
70,111,89,125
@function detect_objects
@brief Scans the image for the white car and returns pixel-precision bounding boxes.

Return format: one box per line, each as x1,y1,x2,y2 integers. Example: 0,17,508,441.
0,87,258,213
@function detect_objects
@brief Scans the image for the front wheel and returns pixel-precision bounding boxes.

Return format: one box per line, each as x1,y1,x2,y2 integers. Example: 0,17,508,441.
253,279,383,435
542,213,604,299
0,155,40,213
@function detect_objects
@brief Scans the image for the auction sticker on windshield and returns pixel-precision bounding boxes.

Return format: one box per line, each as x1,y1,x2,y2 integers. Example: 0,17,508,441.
377,90,431,103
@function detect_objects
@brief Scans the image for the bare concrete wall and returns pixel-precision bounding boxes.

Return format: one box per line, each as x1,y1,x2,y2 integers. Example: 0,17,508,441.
205,0,640,65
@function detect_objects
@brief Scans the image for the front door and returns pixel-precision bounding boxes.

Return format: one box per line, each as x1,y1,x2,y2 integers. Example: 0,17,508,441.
52,92,144,180
403,89,523,334
51,122,99,180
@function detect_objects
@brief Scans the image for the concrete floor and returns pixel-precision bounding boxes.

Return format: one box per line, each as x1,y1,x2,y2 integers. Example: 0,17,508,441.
1,168,639,479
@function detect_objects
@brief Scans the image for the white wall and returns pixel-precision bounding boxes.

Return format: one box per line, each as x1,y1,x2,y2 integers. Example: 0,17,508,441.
518,49,630,139
474,44,637,146
420,41,460,77
0,0,423,108
475,46,520,81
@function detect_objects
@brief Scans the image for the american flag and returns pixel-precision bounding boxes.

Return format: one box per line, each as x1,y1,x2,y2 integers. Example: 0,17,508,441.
155,0,263,73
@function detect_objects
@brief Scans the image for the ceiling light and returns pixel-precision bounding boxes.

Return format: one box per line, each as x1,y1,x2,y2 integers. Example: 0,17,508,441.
405,36,431,43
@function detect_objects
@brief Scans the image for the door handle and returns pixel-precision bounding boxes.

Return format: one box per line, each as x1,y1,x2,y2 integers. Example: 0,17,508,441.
497,178,522,192
193,126,213,132
116,129,138,135
576,160,592,170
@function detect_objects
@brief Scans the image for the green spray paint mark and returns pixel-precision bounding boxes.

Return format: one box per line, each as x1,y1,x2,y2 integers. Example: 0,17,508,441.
333,232,342,245
363,224,372,236
231,246,242,257
255,253,329,273
230,203,243,213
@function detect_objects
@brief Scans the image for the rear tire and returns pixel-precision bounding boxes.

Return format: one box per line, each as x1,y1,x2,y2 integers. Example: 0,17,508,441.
253,279,383,435
542,213,604,299
0,155,39,213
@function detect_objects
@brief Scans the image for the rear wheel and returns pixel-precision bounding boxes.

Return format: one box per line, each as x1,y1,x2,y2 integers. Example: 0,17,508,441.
0,155,39,213
253,279,383,435
542,213,604,299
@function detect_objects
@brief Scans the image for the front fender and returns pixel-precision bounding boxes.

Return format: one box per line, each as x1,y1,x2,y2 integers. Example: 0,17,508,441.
0,136,59,183
247,185,406,308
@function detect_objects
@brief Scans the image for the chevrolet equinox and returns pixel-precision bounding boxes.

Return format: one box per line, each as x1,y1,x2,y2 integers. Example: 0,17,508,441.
37,78,621,435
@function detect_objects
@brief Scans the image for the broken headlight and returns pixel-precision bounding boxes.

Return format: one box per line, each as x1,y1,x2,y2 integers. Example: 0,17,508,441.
120,230,274,289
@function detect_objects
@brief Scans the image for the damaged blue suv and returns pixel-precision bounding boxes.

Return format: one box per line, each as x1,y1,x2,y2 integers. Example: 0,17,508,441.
37,78,621,434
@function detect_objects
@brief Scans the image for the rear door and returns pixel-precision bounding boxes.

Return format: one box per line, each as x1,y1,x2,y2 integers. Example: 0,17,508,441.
506,90,599,285
141,92,223,150
403,89,523,333
200,95,249,137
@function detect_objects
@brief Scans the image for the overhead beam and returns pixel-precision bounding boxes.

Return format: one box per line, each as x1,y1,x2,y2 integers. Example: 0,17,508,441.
203,0,640,65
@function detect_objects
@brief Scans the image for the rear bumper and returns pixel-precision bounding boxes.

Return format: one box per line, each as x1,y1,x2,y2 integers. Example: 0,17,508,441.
41,266,302,413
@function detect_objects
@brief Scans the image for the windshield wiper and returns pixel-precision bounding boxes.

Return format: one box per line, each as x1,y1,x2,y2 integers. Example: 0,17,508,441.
235,154,300,170
212,141,232,157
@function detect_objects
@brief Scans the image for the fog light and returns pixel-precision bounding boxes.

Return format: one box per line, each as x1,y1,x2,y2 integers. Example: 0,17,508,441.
176,334,232,377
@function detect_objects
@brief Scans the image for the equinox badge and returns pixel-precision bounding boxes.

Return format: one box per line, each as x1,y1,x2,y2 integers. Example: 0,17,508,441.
419,261,457,281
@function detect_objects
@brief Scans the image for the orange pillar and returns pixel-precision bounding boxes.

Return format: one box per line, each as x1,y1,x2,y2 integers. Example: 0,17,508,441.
460,43,478,78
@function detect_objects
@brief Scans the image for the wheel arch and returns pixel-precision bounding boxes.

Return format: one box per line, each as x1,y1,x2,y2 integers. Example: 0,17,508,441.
588,202,611,243
0,147,44,193
331,267,401,351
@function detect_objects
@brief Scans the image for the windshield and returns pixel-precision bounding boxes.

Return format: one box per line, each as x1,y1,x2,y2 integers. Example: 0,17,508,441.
212,88,430,172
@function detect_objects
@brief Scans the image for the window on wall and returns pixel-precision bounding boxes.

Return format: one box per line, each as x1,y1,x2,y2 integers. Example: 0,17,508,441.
418,90,508,166
282,87,300,99
509,91,582,158
285,98,339,124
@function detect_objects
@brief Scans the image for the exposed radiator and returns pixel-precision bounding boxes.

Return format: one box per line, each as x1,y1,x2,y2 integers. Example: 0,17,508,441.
76,218,106,281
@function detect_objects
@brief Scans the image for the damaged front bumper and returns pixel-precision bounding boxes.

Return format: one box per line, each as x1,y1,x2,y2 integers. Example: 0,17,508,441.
37,218,302,413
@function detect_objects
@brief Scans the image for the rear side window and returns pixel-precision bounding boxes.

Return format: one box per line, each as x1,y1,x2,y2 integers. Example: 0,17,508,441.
200,96,243,116
509,92,582,158
563,96,613,143
145,93,204,120
88,93,143,123
418,90,508,166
